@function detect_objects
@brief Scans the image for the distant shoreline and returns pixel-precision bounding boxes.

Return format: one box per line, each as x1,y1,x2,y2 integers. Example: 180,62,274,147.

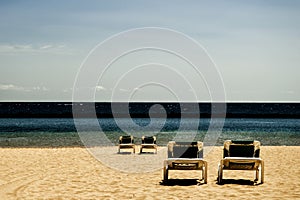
0,102,299,118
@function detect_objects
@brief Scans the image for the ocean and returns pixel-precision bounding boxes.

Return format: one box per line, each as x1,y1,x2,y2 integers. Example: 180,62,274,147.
0,102,299,147
0,117,299,147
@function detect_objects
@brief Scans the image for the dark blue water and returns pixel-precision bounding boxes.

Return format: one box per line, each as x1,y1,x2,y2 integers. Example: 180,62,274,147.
1,102,300,118
0,118,299,146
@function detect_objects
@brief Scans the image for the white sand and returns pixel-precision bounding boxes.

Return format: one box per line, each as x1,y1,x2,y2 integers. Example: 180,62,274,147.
0,146,299,199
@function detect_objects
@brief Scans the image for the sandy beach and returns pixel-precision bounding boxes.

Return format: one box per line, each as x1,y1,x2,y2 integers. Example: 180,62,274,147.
0,146,299,199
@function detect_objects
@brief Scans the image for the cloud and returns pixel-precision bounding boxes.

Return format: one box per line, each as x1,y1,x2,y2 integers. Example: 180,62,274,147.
0,43,72,55
33,86,49,91
280,90,295,95
40,45,53,50
119,88,129,92
0,84,25,91
95,86,106,91
62,88,73,93
0,83,49,92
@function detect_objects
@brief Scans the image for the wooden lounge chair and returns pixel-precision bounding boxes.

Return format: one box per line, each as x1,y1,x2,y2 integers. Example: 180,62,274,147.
217,140,264,184
163,141,207,184
140,136,158,154
118,135,135,153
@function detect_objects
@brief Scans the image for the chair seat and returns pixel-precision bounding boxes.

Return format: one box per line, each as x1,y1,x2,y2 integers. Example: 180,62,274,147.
222,157,263,169
119,144,135,148
166,158,206,170
141,144,157,148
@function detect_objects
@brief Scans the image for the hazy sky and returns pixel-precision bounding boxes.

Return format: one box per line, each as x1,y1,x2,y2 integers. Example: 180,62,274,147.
0,0,299,102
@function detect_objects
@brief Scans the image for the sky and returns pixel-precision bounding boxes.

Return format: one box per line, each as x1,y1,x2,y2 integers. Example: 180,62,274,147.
0,0,299,102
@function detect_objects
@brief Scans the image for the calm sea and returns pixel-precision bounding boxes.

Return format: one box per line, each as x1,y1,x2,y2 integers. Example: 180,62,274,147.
0,118,299,147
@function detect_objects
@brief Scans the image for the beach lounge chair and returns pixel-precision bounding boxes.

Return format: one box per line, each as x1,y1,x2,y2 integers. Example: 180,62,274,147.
163,141,207,184
140,136,158,154
118,135,135,153
217,140,264,184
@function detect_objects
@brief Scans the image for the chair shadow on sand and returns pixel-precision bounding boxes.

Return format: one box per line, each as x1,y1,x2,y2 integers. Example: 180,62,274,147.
139,151,157,155
160,178,206,186
216,178,263,186
116,151,133,155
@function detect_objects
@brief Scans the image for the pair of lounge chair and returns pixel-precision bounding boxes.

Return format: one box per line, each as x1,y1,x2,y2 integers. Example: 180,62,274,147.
163,140,264,184
118,135,157,154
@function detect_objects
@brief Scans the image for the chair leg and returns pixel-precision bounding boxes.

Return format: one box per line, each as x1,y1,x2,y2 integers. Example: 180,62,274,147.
203,161,208,184
163,161,168,181
261,160,264,183
255,169,259,182
218,161,223,184
165,169,168,181
163,167,168,181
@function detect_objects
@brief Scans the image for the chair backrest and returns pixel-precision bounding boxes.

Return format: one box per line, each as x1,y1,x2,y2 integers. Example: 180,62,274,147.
142,136,156,144
119,136,134,144
168,141,203,158
223,140,260,158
